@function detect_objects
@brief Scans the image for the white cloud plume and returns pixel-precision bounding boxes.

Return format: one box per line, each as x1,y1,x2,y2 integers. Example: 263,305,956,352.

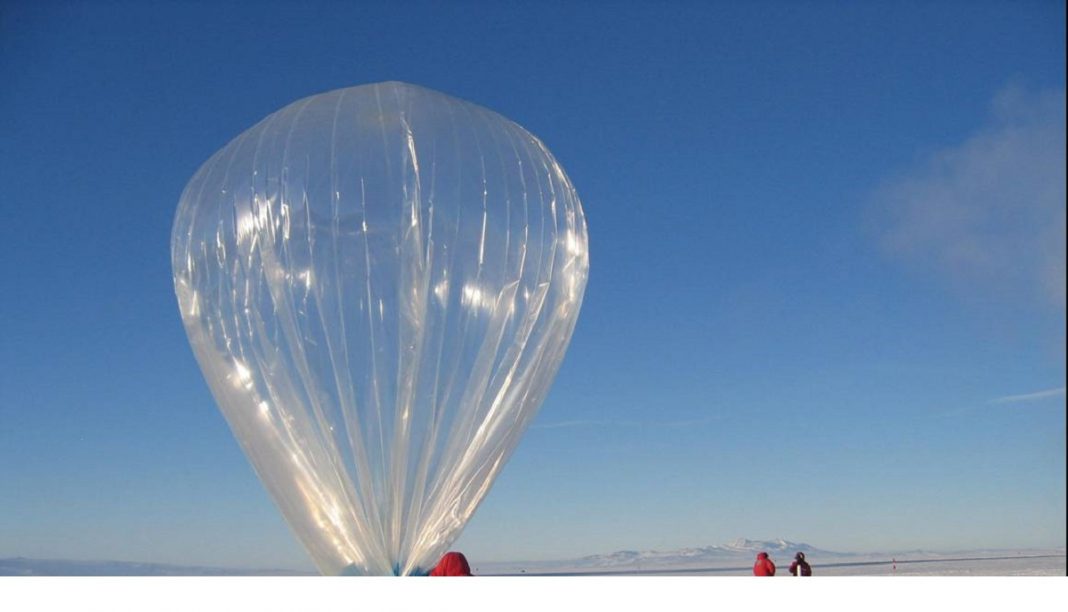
873,86,1066,307
989,387,1066,404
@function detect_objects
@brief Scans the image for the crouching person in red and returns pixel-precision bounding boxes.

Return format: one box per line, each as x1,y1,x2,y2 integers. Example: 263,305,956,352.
429,551,473,576
753,551,776,576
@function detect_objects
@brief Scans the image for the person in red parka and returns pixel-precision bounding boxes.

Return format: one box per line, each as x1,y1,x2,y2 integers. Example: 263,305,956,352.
429,551,473,576
789,551,812,576
753,551,776,576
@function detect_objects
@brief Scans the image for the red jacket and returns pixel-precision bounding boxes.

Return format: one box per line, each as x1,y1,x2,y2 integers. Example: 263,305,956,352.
430,552,473,576
753,552,776,576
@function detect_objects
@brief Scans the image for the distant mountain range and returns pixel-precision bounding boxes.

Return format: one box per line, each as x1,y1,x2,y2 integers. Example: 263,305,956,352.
568,538,836,570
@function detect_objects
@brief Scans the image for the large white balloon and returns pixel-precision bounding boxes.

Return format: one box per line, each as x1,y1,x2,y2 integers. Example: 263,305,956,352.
171,82,589,575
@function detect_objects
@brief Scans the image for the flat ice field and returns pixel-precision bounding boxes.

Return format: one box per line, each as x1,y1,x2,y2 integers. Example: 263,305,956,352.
482,550,1066,577
776,553,1064,576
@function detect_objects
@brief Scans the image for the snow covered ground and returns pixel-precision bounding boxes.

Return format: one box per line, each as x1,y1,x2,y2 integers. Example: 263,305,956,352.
478,555,1064,576
480,553,1065,576
811,553,1065,577
476,540,1066,577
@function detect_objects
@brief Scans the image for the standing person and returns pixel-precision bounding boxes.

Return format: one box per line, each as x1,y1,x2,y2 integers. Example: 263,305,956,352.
429,551,474,576
789,551,812,576
753,551,776,576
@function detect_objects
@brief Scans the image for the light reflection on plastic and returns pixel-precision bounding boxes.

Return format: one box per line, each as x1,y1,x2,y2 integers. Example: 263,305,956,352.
433,277,449,306
232,361,253,389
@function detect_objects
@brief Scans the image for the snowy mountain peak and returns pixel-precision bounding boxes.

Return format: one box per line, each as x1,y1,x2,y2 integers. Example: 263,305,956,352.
575,538,832,568
724,538,812,553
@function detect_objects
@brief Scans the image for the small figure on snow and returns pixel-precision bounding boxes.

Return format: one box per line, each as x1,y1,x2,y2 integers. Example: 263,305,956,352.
789,551,812,576
753,551,776,576
429,551,474,576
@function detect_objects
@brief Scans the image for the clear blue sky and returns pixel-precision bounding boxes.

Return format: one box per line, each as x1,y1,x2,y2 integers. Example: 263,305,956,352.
1,1,1064,570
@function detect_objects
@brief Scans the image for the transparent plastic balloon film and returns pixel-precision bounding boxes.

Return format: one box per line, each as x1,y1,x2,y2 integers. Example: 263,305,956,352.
171,82,589,575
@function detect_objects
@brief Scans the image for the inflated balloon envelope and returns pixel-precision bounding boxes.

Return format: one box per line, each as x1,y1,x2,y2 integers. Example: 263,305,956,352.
171,82,589,575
